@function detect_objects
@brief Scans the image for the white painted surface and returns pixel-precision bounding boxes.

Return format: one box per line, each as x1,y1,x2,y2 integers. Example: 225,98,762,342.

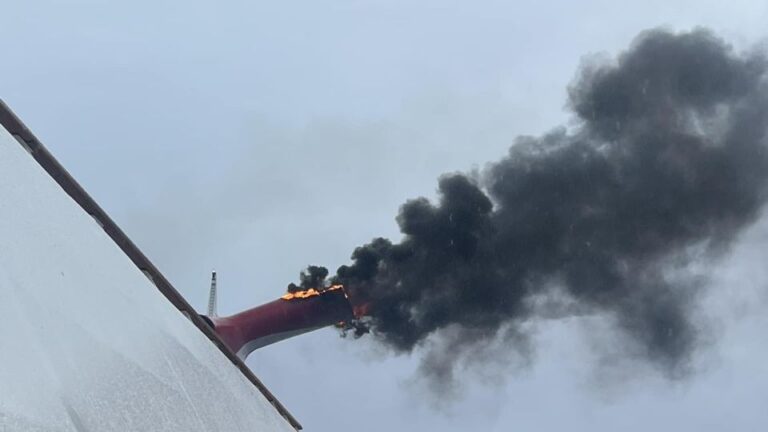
0,126,295,431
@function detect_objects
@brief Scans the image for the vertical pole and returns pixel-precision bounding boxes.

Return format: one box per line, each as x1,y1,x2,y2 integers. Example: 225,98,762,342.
207,270,218,317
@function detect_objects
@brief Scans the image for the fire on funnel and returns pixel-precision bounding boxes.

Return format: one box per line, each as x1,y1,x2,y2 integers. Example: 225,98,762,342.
204,281,360,360
281,285,344,300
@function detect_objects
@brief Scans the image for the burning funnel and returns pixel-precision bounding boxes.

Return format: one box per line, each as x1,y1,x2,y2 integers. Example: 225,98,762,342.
205,285,355,360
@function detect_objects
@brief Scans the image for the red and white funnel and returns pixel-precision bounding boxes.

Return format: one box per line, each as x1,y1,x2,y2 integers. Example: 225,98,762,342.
204,283,354,360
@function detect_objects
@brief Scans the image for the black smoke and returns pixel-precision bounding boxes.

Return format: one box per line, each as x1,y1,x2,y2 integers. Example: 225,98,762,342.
295,28,768,380
287,265,329,292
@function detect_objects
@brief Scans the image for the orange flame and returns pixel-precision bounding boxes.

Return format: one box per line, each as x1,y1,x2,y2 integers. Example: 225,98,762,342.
281,284,370,322
281,284,345,301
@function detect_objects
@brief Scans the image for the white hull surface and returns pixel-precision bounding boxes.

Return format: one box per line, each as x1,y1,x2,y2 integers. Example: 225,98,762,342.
0,107,297,432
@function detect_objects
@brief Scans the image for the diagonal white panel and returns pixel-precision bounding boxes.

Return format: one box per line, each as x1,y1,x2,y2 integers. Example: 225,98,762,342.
0,125,295,431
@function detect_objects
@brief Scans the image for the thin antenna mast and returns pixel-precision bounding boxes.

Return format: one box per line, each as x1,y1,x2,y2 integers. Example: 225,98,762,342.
207,270,218,317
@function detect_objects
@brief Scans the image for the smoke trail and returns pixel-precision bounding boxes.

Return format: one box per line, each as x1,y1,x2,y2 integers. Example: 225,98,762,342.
297,28,768,379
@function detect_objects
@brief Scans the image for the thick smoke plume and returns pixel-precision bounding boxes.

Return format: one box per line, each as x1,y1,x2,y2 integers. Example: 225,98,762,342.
295,29,768,380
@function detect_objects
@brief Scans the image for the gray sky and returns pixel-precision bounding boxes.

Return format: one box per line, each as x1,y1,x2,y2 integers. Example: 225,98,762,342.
3,1,768,430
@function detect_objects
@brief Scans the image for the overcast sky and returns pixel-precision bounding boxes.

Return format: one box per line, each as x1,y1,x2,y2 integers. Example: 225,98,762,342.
3,1,768,431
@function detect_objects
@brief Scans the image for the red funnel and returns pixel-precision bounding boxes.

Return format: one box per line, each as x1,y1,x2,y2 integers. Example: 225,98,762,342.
207,287,354,359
